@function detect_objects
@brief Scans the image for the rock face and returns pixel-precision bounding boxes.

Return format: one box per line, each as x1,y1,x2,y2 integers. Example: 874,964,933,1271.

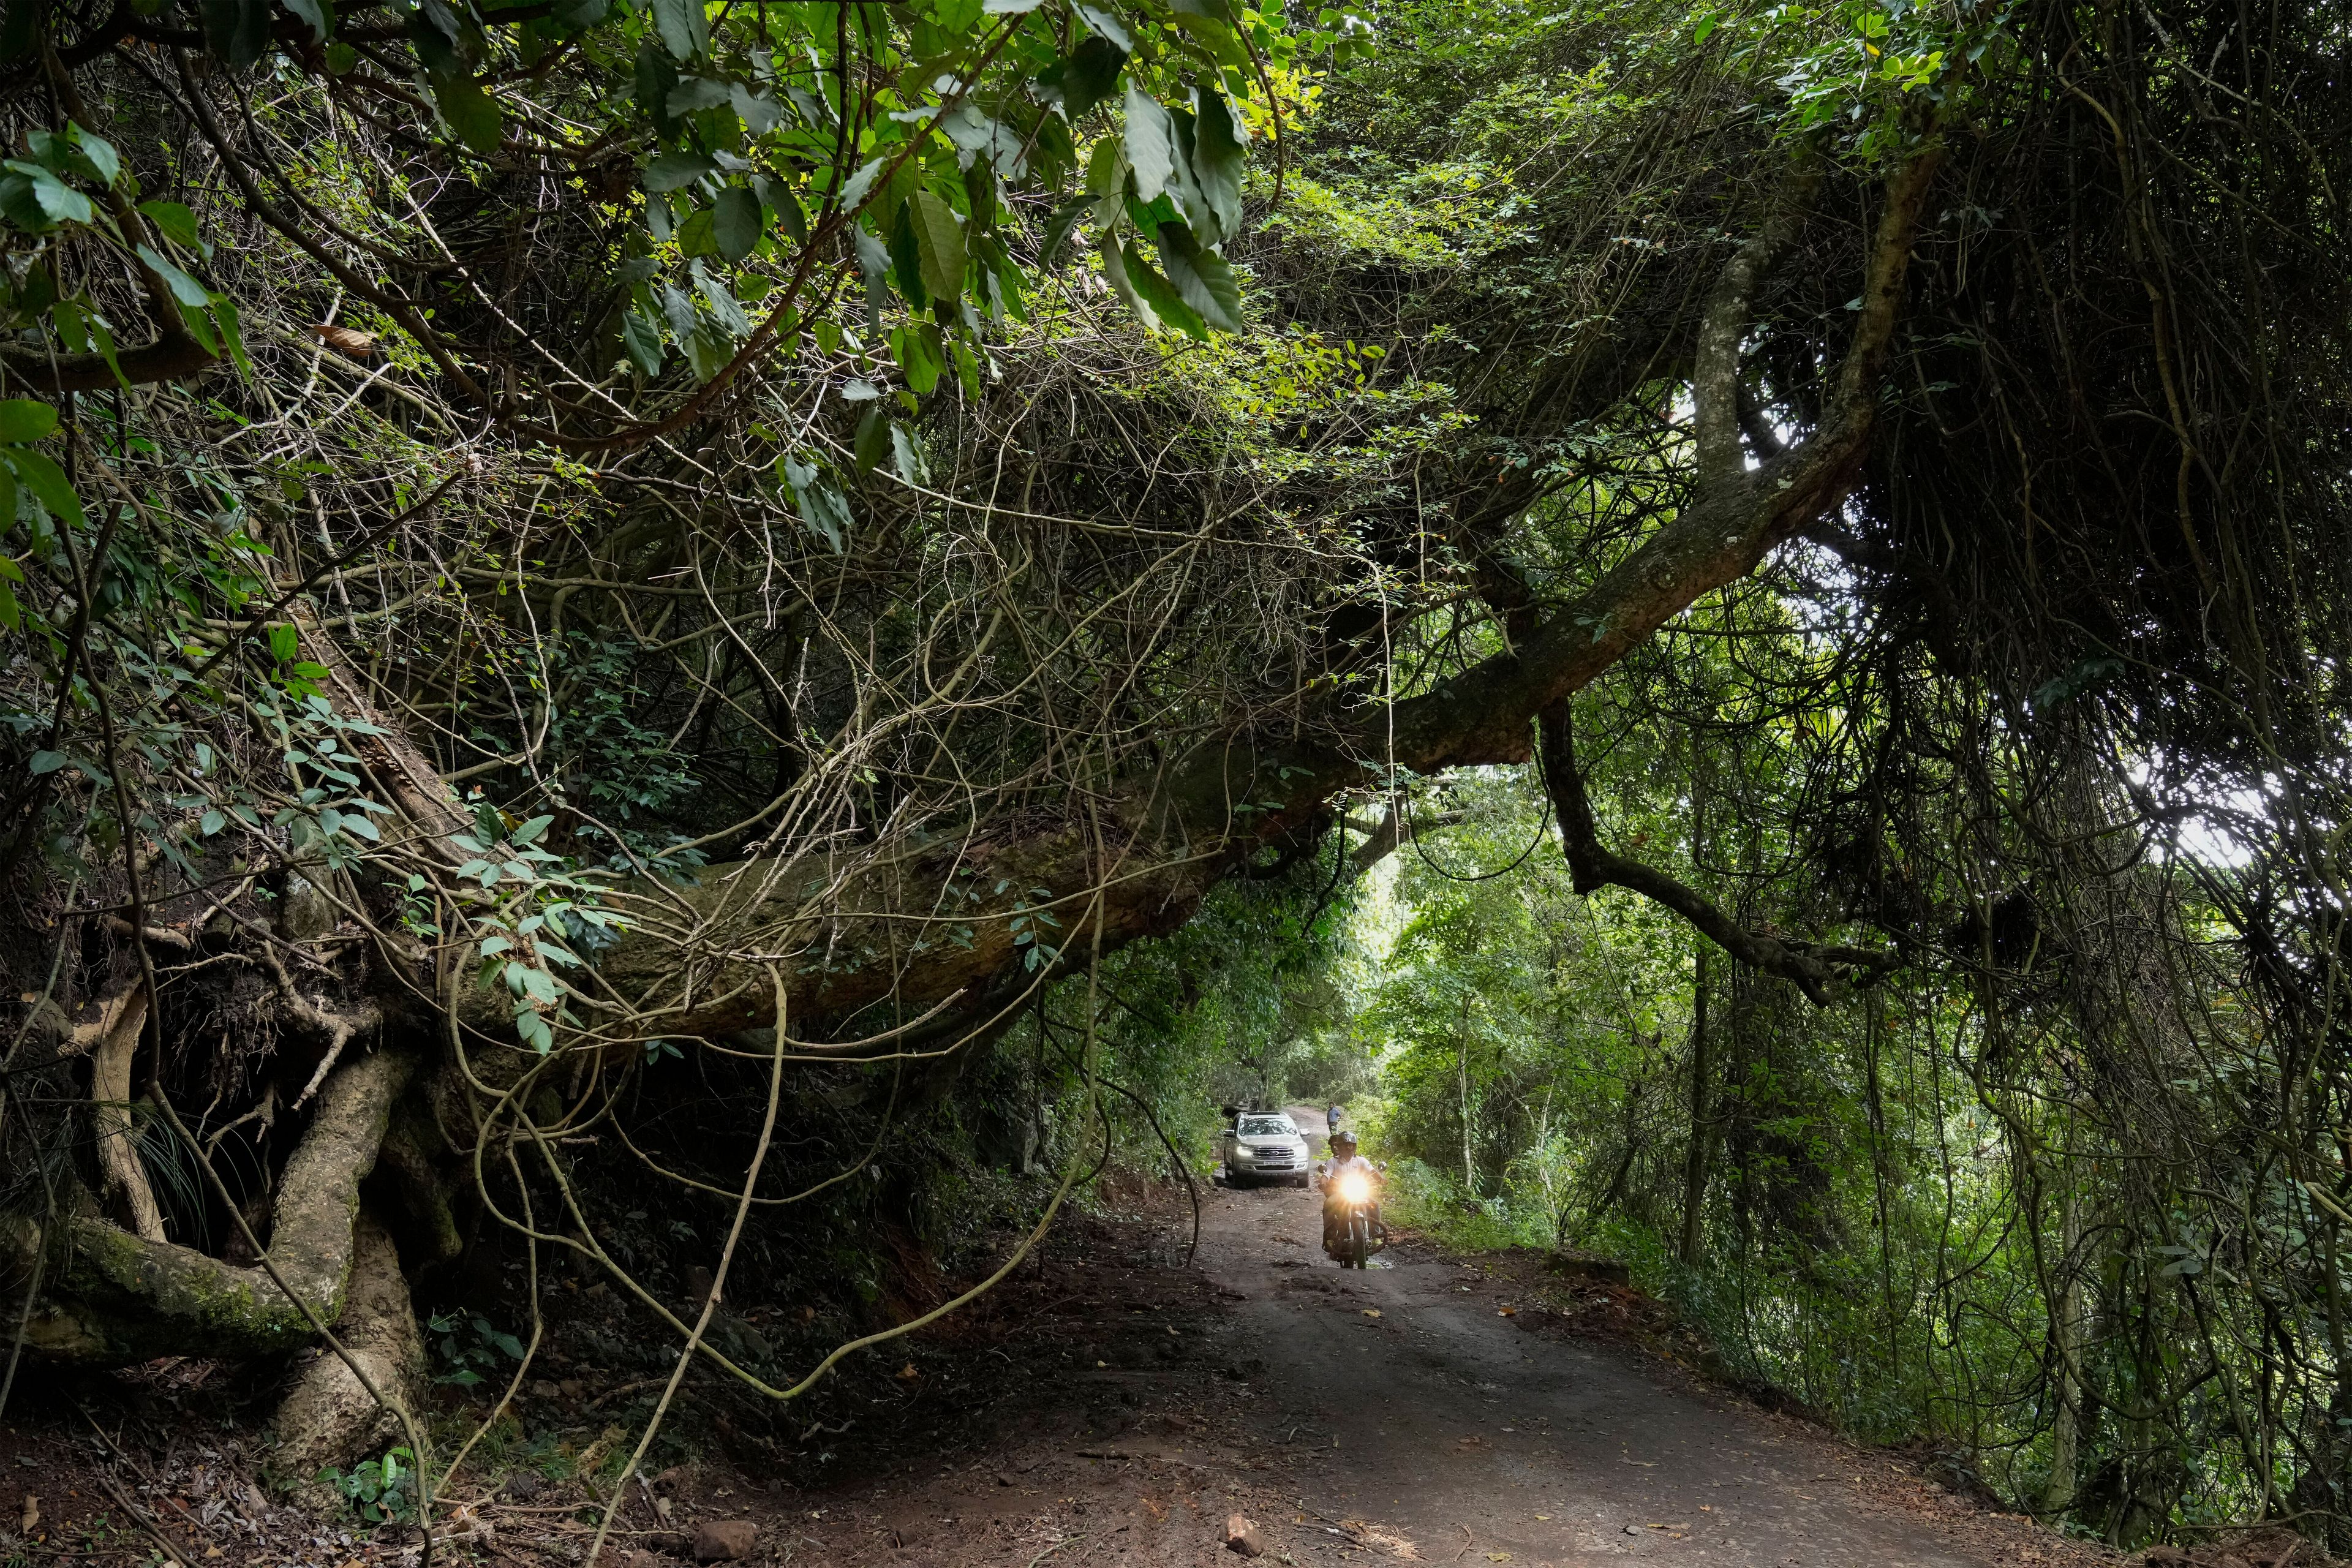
694,1519,758,1561
1224,1514,1264,1557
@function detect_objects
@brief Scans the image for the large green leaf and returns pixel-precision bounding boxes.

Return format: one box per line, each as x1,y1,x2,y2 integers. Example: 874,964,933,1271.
889,323,945,396
713,186,763,261
621,309,665,376
1154,221,1240,332
1120,239,1207,339
432,73,504,155
1096,232,1158,332
137,200,203,252
888,202,927,309
1057,36,1128,120
908,191,967,307
1123,86,1177,205
0,399,59,445
635,45,682,135
644,151,715,192
6,163,92,227
648,0,704,60
135,244,213,308
1191,90,1245,243
282,0,333,41
5,448,84,528
853,406,890,474
199,0,273,69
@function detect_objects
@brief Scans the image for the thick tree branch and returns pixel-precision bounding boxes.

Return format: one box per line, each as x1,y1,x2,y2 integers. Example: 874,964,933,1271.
477,151,1947,1047
1694,198,1807,484
1346,802,1468,876
1534,703,1890,1005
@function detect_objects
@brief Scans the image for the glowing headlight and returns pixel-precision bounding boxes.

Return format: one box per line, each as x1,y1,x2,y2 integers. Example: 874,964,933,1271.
1337,1170,1371,1204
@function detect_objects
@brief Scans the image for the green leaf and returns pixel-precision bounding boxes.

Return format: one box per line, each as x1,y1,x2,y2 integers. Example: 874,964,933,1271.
1120,238,1207,338
712,186,763,261
270,623,300,662
887,202,927,310
1076,3,1131,47
622,309,665,376
648,0,704,59
1097,232,1158,331
889,423,929,486
676,205,717,257
1190,89,1246,244
682,321,730,381
67,127,120,187
757,177,807,244
135,244,213,308
1154,221,1242,332
29,750,66,775
644,151,715,193
1123,86,1176,205
853,406,890,474
888,323,944,396
635,44,681,134
908,190,966,306
6,164,92,227
4,449,83,528
665,75,731,115
432,73,504,155
199,0,273,69
284,0,333,41
1059,35,1128,121
137,200,203,252
200,807,225,835
0,399,58,444
837,157,884,213
696,268,751,336
212,293,251,375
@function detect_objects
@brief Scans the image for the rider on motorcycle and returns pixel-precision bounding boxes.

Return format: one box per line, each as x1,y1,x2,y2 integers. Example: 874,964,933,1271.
1321,1129,1385,1252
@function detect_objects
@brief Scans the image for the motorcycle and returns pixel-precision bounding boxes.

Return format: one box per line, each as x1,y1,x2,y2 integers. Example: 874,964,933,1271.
1321,1161,1385,1268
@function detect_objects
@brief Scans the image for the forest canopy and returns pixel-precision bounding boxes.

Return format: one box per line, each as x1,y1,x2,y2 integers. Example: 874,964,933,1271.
1,0,2348,1548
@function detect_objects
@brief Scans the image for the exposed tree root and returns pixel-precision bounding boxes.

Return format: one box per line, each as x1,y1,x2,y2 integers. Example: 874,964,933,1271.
86,985,165,1243
13,1049,415,1364
272,1211,426,1486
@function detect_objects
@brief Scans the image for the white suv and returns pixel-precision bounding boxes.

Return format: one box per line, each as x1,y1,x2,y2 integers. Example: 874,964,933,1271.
1219,1112,1311,1188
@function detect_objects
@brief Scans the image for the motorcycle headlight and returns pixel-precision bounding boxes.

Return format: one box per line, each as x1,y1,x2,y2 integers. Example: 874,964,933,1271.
1338,1170,1371,1204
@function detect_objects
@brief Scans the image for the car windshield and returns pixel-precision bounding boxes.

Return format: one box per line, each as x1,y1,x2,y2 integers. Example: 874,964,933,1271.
1238,1117,1293,1137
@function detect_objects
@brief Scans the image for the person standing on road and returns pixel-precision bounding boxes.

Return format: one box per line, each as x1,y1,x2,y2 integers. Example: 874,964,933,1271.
1327,1102,1343,1138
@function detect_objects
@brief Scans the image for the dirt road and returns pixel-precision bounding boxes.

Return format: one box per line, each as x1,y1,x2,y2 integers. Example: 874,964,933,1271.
786,1182,2094,1568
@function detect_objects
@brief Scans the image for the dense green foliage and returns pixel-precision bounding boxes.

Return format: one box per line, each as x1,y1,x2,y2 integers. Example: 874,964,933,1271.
1,0,2347,1548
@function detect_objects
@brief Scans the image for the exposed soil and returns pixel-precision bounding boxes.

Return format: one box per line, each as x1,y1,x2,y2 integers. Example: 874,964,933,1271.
0,1178,2259,1568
